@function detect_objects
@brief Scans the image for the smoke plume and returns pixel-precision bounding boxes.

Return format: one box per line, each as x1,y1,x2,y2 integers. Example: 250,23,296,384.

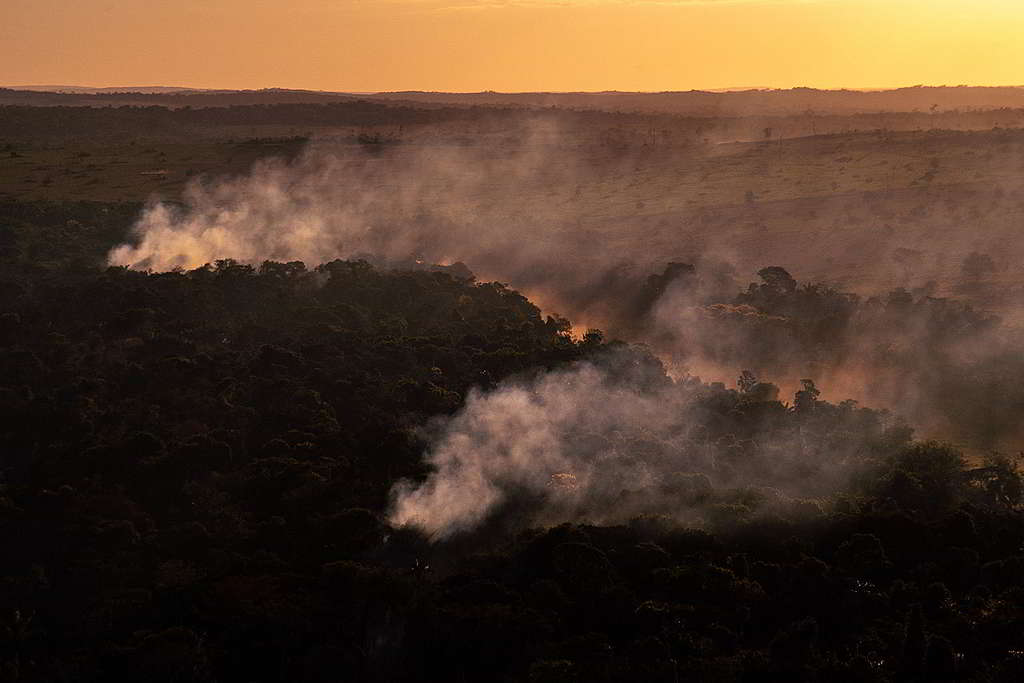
388,348,903,540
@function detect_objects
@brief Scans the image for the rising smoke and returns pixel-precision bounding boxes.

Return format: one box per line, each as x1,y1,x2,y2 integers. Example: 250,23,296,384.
387,348,902,540
108,126,1024,537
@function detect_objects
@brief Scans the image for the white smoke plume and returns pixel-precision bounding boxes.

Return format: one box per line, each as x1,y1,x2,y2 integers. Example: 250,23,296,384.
107,124,616,276
388,361,672,538
387,349,897,540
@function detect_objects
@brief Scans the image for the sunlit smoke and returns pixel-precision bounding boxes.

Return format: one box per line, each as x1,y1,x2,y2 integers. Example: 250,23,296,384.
387,349,902,539
108,125,1024,499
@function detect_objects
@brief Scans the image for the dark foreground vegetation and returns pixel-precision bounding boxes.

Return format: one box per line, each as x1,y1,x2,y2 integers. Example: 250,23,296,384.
2,238,1024,681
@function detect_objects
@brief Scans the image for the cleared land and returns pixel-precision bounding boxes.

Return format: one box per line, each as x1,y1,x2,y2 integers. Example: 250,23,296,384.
2,96,1022,306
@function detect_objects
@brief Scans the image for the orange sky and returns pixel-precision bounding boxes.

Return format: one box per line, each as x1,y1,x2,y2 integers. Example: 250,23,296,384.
2,1,1022,92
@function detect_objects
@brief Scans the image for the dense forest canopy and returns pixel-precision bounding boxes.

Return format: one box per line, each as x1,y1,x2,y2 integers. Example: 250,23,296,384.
3,244,1024,680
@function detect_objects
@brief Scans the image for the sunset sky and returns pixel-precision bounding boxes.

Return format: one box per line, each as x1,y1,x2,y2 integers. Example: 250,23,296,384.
2,0,1022,92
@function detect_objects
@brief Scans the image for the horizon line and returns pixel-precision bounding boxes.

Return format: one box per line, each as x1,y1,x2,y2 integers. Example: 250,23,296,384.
6,83,1024,95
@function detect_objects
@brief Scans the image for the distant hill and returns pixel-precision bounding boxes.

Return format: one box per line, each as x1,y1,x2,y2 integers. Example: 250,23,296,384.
366,86,1024,115
0,87,359,108
9,85,200,94
3,85,1024,115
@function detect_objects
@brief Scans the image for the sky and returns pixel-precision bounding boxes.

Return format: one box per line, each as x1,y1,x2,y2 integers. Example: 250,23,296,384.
2,0,1022,92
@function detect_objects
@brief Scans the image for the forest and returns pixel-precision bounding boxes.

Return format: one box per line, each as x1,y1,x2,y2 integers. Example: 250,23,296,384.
2,93,1024,682
2,231,1024,681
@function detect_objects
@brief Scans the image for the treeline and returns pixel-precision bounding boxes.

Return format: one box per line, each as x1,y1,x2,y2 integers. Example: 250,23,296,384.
0,100,703,143
0,88,363,108
7,97,1023,148
7,85,1024,115
0,102,473,140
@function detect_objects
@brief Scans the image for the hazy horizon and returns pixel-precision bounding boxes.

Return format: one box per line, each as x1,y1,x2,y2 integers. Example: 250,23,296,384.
6,82,1024,94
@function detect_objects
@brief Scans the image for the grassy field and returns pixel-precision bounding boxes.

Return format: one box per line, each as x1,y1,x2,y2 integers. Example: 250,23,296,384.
0,137,309,203
3,123,1022,302
574,129,1024,298
391,126,1024,300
